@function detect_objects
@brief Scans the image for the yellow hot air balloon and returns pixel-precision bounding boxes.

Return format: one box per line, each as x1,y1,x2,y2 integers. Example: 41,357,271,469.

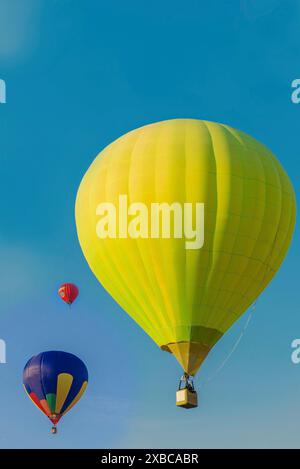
75,119,296,407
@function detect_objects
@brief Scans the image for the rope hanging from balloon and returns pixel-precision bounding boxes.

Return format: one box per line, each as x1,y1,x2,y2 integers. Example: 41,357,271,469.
199,302,256,389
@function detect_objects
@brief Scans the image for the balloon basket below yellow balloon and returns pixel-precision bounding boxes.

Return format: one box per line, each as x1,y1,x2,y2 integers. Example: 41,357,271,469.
176,388,198,409
51,426,57,435
176,374,198,409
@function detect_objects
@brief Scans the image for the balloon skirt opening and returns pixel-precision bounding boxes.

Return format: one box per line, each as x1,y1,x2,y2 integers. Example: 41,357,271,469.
162,341,212,376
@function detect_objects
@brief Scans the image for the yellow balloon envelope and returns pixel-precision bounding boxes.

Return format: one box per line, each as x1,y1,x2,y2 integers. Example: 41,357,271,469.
75,119,296,376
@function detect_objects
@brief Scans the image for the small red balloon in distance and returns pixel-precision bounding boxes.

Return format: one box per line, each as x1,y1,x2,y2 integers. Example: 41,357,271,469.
58,283,79,305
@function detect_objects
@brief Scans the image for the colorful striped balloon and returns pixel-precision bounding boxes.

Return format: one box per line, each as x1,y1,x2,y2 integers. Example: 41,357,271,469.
23,351,88,433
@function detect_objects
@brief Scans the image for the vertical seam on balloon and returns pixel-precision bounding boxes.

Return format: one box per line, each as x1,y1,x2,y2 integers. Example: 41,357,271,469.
154,119,189,338
106,147,158,338
216,140,266,326
153,121,188,340
263,159,295,271
23,360,30,393
144,124,179,334
214,125,252,313
215,125,246,322
122,129,168,338
127,125,171,335
183,120,188,339
185,120,211,339
197,121,222,327
258,154,282,272
217,139,278,328
185,120,198,334
234,156,283,309
238,153,282,294
146,121,179,340
205,124,246,329
90,135,161,341
40,353,50,415
206,126,259,328
202,123,240,329
271,199,295,270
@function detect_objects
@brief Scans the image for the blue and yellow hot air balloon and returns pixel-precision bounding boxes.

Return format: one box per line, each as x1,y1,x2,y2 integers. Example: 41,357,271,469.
75,119,296,408
23,351,88,433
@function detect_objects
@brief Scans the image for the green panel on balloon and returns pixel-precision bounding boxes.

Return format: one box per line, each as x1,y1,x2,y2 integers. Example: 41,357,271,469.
46,394,56,414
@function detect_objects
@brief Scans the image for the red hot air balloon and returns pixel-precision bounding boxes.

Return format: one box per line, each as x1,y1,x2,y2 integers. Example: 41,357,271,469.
58,283,79,305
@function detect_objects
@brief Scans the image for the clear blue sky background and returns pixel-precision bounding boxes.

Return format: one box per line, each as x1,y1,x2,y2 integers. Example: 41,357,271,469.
0,0,299,449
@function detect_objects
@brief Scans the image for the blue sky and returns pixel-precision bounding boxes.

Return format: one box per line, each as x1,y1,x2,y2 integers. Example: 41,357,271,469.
0,0,299,448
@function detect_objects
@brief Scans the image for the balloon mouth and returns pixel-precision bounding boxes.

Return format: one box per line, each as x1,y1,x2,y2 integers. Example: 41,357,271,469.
161,341,213,376
49,414,61,425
